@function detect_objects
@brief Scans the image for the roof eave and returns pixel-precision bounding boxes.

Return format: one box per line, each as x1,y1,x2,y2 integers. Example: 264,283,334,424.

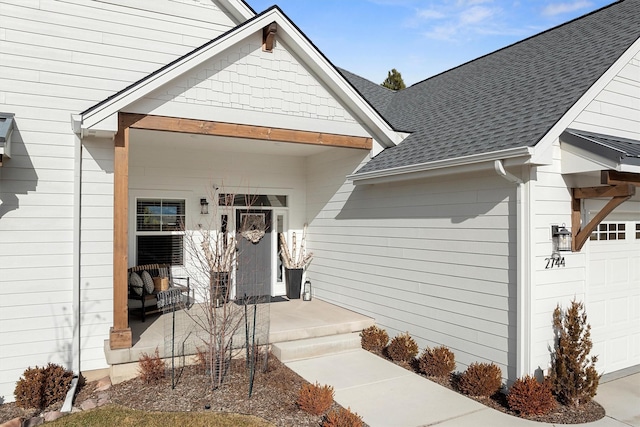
348,146,534,185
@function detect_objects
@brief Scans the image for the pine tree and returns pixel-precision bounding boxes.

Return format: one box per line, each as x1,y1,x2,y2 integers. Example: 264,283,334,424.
381,68,406,90
549,299,600,407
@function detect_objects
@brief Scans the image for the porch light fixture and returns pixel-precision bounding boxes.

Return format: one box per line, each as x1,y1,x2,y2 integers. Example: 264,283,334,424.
200,198,209,215
303,279,312,301
551,224,572,254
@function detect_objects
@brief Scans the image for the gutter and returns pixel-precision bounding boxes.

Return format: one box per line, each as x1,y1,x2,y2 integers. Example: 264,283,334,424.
348,146,534,185
494,160,531,379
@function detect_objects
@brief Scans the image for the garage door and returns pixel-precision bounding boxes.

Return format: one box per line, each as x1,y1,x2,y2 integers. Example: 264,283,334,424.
587,219,640,374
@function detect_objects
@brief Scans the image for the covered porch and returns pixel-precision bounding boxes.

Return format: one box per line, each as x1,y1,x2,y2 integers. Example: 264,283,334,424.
107,112,374,351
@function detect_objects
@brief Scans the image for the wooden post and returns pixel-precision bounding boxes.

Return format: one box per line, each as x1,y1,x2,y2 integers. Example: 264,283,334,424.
110,113,132,349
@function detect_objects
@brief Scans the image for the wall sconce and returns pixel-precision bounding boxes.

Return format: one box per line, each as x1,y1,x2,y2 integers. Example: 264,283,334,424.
551,224,572,254
200,197,209,215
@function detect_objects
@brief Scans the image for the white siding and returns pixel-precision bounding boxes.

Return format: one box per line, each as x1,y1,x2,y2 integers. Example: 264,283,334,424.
530,47,640,375
129,33,366,137
572,50,640,139
306,150,518,380
0,0,237,402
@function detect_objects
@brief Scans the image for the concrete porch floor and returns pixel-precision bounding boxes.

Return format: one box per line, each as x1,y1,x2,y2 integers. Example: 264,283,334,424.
104,298,374,381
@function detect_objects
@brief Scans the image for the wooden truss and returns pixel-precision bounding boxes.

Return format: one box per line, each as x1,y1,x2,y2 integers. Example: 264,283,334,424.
571,170,638,252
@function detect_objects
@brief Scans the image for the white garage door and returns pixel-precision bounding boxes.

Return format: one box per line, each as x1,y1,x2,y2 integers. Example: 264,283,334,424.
587,219,640,374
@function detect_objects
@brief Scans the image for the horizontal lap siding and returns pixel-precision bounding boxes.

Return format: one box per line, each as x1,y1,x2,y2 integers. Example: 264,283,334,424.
531,51,640,375
306,150,518,379
572,50,640,139
0,0,236,400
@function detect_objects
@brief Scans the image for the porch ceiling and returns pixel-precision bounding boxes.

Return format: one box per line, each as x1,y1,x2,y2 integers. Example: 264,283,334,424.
131,128,351,157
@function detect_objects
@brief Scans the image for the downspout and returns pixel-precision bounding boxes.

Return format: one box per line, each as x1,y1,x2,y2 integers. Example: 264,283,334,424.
63,133,82,412
494,160,531,380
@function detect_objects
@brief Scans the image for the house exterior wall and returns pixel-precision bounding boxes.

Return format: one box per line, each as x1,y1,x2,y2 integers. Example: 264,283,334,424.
571,49,640,139
128,33,365,137
529,48,640,376
306,152,519,380
0,0,237,402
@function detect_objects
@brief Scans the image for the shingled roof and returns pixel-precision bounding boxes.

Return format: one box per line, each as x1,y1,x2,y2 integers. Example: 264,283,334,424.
346,0,640,175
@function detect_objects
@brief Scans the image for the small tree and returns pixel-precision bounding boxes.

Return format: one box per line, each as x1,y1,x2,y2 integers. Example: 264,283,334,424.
381,68,406,90
549,299,600,407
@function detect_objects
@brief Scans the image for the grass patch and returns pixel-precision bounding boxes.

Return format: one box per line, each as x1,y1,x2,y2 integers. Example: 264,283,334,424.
48,404,275,427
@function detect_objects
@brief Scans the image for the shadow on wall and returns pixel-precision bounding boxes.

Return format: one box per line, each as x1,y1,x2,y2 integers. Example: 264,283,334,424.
0,123,39,218
53,281,107,372
331,171,520,381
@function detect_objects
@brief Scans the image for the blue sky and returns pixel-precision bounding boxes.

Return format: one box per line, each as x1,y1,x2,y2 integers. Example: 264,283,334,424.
247,0,614,86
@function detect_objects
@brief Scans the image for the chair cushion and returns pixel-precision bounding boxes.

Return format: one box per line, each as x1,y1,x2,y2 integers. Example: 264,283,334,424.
141,270,155,294
129,272,144,296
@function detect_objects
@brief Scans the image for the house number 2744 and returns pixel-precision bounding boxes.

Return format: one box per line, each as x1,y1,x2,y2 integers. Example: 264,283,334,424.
545,257,566,269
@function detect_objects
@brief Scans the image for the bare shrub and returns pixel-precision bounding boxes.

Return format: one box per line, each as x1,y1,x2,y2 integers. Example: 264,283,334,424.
360,325,389,353
458,362,502,397
387,332,419,363
418,345,456,378
138,347,166,384
323,407,364,427
507,375,556,416
296,382,334,416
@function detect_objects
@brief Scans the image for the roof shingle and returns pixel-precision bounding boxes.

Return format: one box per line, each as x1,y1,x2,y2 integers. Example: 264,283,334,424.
347,0,640,174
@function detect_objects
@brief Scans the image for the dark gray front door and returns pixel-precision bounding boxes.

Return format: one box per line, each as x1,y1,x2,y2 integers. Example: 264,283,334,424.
236,209,272,299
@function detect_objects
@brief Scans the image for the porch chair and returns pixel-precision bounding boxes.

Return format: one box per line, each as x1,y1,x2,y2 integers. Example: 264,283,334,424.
127,263,191,322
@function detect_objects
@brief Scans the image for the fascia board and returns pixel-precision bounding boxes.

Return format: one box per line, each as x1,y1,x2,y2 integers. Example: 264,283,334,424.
276,28,402,148
348,146,533,185
531,36,640,164
80,11,282,131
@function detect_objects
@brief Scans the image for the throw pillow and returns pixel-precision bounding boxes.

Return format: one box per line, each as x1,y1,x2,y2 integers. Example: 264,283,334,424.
141,270,155,294
129,272,144,296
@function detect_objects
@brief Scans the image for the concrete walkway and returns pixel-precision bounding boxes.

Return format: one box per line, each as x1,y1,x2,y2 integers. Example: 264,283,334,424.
286,349,640,427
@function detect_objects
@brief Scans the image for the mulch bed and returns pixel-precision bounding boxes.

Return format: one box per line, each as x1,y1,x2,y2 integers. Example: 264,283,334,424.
378,350,605,424
0,355,363,427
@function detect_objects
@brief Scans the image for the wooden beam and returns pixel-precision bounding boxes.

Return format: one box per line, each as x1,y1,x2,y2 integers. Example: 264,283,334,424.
571,183,635,252
262,22,277,52
573,184,635,199
601,170,640,186
124,113,373,150
110,112,132,350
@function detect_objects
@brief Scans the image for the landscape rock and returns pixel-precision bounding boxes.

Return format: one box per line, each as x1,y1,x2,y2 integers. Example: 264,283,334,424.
79,399,97,411
43,411,65,422
97,392,110,407
21,417,43,427
0,417,22,427
95,376,112,392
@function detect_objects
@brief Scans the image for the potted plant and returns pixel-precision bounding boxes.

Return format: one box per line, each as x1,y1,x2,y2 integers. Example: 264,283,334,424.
202,230,236,307
279,224,313,299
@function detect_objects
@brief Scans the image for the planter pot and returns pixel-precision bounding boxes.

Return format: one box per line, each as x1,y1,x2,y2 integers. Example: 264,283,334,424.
285,268,303,299
211,272,230,307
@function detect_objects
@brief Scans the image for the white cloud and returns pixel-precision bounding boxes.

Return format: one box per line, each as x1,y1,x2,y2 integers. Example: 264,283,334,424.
542,1,593,16
417,8,446,20
460,5,495,24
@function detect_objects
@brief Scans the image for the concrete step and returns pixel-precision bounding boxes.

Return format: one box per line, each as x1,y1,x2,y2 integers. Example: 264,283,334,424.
272,332,362,363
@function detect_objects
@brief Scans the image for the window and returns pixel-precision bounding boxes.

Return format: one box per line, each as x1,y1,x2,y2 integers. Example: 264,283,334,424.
218,193,287,207
636,223,640,240
590,222,625,241
136,199,185,265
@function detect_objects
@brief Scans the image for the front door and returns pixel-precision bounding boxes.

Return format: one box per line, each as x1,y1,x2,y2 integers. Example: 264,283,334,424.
236,209,272,299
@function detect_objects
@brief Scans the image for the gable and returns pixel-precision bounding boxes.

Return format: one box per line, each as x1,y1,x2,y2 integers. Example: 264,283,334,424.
127,32,366,137
74,7,401,149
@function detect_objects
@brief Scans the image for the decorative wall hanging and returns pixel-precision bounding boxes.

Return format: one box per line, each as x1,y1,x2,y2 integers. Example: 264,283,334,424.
240,213,266,243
